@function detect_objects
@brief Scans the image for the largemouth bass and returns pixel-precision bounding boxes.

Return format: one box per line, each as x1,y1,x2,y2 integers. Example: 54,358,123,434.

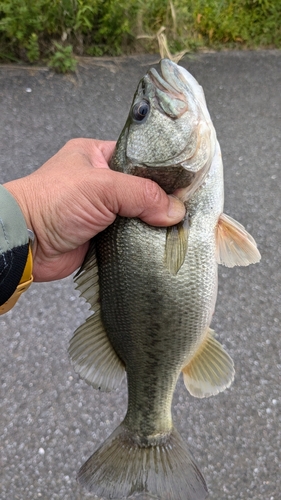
69,59,261,499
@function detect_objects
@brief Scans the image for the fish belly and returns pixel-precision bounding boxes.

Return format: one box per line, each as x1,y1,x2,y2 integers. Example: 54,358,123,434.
95,215,217,436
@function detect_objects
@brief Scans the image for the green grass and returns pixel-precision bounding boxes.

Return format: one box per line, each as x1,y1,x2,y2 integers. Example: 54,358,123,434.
0,0,280,72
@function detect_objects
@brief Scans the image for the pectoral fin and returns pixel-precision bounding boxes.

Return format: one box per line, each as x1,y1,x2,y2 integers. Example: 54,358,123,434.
165,218,189,275
69,239,125,392
216,213,261,267
182,329,235,398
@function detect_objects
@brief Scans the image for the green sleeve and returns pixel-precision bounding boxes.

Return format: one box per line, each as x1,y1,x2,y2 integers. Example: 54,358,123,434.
0,185,30,306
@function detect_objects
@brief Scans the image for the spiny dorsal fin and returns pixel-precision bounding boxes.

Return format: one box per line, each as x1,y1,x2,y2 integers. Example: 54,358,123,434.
164,218,189,275
74,239,99,310
70,239,125,392
182,328,235,398
216,213,261,267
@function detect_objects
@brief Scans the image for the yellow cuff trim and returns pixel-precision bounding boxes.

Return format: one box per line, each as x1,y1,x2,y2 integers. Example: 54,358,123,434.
0,244,33,315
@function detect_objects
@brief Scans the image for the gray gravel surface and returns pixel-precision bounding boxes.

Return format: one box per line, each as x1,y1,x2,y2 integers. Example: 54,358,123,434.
0,50,280,500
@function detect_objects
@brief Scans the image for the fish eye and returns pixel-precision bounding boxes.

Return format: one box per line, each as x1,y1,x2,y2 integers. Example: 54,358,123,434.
132,100,150,123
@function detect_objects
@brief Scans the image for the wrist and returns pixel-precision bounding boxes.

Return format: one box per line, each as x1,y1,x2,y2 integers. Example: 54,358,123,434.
3,178,34,237
3,178,38,263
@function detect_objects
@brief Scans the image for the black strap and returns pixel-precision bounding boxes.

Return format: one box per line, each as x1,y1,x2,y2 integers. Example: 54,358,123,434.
0,243,29,305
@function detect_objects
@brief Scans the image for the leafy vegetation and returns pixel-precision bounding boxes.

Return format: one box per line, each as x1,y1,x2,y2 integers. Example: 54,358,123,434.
0,0,280,72
48,42,77,73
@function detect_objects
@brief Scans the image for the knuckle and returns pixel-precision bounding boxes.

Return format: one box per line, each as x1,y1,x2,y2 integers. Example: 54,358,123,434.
96,170,118,210
144,179,163,206
65,138,77,148
64,138,83,151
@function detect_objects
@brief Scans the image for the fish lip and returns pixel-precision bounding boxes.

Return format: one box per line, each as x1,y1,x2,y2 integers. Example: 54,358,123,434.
146,59,187,104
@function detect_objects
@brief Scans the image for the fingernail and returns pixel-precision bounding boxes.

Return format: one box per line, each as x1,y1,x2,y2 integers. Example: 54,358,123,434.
167,195,185,220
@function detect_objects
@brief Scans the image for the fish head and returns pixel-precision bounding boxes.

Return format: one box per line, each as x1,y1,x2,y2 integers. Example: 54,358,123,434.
111,58,217,196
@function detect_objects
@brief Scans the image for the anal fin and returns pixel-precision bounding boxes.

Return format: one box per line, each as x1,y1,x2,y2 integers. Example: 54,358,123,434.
182,328,235,398
216,213,261,267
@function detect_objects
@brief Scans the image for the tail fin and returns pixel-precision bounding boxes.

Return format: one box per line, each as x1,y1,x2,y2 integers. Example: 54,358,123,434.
78,423,208,500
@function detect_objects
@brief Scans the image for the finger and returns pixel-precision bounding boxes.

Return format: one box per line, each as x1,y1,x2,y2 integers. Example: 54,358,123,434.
75,138,116,166
62,138,116,167
95,140,116,163
101,170,186,226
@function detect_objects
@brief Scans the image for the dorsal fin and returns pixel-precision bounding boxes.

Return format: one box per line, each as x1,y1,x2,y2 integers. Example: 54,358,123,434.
69,240,125,392
69,310,125,392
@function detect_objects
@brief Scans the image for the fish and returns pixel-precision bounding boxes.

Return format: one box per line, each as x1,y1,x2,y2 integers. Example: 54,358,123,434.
68,58,261,499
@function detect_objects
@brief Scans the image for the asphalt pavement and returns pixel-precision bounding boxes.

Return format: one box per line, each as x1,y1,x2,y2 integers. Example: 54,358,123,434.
0,50,280,500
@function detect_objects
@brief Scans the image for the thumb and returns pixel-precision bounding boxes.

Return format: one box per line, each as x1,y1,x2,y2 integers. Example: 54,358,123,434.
107,171,186,226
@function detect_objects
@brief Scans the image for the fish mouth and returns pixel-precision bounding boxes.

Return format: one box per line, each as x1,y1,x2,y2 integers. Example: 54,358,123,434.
148,60,182,94
146,59,189,117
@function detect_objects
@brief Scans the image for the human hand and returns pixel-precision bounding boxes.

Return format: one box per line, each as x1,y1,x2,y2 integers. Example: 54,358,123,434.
4,139,185,282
